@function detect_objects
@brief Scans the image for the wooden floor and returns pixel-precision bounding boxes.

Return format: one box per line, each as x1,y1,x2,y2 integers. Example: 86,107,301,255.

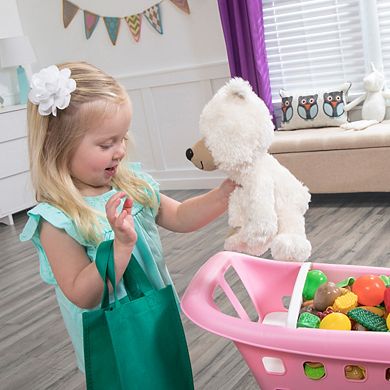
1,191,390,390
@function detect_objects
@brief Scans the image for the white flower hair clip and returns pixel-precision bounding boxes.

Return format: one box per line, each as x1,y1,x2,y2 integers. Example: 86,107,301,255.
28,65,76,116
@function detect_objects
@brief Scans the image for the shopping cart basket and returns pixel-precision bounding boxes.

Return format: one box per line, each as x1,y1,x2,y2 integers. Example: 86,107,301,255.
181,251,390,390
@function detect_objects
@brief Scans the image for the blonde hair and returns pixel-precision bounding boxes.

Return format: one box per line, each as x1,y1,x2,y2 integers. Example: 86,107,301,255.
27,62,157,244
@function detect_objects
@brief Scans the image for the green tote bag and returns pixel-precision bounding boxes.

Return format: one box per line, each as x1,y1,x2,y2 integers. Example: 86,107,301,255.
83,240,194,390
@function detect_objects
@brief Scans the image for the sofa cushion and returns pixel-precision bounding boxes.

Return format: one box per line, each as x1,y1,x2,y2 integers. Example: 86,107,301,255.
270,120,390,154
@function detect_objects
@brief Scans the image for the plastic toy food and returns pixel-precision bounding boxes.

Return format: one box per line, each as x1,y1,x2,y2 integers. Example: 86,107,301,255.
303,270,328,300
297,312,320,328
344,365,366,380
300,267,390,333
181,252,390,390
351,274,386,306
359,306,385,317
303,362,325,380
315,307,333,320
348,308,388,332
319,312,351,330
332,291,358,313
384,287,390,312
381,275,390,285
336,277,355,288
352,322,367,331
313,282,342,311
386,313,390,330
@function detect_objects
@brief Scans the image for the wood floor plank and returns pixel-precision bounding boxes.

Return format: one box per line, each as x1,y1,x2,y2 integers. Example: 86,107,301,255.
1,191,390,389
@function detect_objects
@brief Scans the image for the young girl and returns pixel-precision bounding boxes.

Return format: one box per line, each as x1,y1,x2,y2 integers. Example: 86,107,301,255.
20,62,235,374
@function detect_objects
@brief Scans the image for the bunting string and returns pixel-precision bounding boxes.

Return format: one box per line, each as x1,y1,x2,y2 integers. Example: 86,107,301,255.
62,0,190,45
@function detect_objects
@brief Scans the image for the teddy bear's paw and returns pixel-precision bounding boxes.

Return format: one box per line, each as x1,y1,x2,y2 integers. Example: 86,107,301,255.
243,244,269,257
224,235,243,252
271,234,311,262
240,231,273,256
242,219,277,243
224,237,268,257
252,218,278,241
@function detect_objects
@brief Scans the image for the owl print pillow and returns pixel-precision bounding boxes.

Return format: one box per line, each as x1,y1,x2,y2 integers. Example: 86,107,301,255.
278,82,351,130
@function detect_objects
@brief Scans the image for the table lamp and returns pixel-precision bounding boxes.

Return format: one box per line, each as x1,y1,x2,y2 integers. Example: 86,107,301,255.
0,35,36,105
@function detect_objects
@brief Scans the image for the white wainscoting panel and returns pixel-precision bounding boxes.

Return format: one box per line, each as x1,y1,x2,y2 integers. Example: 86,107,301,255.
119,61,230,190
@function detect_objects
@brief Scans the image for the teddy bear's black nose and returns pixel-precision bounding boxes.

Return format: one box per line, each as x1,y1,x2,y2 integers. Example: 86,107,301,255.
186,148,194,161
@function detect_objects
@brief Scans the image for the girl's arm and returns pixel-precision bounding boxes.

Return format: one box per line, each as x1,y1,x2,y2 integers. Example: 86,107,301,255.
41,223,111,309
156,179,236,233
40,192,137,309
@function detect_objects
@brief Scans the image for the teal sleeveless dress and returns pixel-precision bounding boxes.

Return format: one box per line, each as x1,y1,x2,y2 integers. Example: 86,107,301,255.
20,163,178,373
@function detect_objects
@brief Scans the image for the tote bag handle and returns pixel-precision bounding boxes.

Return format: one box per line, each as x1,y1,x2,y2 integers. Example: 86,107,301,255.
95,240,118,309
122,253,155,299
95,240,156,309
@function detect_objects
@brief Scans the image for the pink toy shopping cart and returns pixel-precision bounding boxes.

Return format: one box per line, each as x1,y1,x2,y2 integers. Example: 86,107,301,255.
181,251,390,390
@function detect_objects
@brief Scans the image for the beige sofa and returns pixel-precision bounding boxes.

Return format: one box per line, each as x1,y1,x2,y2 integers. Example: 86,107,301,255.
269,120,390,193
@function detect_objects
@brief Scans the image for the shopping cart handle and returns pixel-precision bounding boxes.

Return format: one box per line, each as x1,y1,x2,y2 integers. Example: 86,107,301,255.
181,251,293,348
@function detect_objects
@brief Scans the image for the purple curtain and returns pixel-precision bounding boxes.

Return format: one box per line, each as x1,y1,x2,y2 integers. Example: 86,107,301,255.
217,0,273,116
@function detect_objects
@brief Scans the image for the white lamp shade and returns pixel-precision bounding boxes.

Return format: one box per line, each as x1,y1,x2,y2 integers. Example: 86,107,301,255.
0,35,36,68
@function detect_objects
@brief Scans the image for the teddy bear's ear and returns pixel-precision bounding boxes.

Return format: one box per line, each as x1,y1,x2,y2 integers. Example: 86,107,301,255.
224,77,253,100
342,82,352,94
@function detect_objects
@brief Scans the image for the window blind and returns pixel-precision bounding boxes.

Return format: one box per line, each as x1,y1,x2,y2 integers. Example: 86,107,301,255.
377,0,390,85
263,0,366,101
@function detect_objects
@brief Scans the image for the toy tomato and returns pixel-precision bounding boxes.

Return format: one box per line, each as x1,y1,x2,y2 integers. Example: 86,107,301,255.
352,275,386,306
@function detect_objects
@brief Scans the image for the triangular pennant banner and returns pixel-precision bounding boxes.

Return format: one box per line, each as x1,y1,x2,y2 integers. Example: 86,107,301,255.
143,4,163,35
63,0,79,28
84,10,100,39
169,0,190,14
104,17,121,45
64,0,191,42
125,14,142,42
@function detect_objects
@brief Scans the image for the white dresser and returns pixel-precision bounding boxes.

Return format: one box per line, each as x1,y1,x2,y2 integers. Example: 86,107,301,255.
0,104,35,225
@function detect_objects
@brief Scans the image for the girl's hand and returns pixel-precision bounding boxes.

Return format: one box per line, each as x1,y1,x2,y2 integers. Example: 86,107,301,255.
106,192,137,284
106,192,137,248
218,179,238,207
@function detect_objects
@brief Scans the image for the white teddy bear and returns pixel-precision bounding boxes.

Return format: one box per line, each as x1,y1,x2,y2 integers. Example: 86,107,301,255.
186,78,312,262
342,63,390,130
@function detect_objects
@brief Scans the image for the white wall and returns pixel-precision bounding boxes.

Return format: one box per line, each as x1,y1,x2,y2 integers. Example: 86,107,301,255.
0,0,23,38
17,0,227,76
10,0,230,189
0,0,25,105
